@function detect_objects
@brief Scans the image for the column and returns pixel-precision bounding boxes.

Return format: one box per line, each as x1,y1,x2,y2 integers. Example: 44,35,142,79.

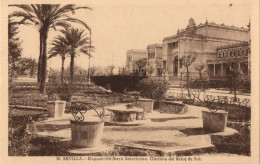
213,64,216,77
221,63,223,77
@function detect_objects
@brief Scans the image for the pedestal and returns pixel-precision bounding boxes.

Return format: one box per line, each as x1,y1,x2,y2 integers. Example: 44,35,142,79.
202,110,228,133
136,99,154,113
47,101,66,118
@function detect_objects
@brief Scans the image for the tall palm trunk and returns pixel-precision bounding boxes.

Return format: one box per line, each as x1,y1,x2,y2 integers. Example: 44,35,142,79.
37,32,43,86
70,49,75,83
61,56,65,84
38,27,49,93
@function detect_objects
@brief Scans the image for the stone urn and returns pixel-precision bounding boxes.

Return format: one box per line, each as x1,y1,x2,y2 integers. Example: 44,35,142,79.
136,98,154,113
202,110,228,133
70,102,105,148
47,101,66,118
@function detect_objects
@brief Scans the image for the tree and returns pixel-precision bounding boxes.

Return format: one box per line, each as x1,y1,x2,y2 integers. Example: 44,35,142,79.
8,19,22,79
8,20,22,100
95,66,105,76
135,58,147,76
227,58,248,102
48,37,69,84
106,65,115,76
179,55,196,96
118,66,127,75
194,64,205,80
147,65,155,76
162,67,167,79
9,4,92,93
88,66,97,76
58,27,91,83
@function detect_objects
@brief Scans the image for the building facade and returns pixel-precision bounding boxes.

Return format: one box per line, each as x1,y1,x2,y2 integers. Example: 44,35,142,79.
207,42,250,82
163,18,250,83
147,44,165,77
126,49,147,75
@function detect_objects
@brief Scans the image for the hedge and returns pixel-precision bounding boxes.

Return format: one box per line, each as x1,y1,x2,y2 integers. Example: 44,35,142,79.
91,75,147,93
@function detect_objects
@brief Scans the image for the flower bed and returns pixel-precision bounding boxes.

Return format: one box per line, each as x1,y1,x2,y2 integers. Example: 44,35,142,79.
9,82,136,108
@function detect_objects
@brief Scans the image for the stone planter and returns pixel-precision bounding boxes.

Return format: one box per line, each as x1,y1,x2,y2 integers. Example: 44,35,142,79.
136,99,154,113
202,110,228,133
70,120,104,148
47,101,66,118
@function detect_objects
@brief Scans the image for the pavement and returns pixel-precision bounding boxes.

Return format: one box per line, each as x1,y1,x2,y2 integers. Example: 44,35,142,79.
30,103,238,155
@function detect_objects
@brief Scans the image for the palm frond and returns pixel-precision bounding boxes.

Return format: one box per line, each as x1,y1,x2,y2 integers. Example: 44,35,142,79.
9,5,34,13
63,17,91,32
50,21,71,30
50,5,92,22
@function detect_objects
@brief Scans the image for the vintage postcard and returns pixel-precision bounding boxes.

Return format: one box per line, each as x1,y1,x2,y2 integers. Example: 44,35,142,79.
1,0,259,163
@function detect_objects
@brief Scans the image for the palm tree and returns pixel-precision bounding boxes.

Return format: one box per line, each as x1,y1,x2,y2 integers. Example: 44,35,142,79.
59,27,93,83
48,37,69,84
9,4,91,93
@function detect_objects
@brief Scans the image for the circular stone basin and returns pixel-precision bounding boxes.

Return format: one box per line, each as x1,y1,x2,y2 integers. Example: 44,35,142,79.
107,104,144,122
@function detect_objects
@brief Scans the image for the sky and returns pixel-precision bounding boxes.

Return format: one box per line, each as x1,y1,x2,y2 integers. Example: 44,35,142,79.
9,0,251,73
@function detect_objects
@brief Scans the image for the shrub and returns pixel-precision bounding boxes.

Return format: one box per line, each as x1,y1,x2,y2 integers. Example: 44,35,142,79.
47,82,81,102
137,79,168,105
8,108,46,156
211,123,250,156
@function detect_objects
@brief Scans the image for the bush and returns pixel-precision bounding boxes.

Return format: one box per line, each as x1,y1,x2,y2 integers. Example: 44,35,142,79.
8,108,46,156
211,123,250,156
137,79,168,105
47,82,81,102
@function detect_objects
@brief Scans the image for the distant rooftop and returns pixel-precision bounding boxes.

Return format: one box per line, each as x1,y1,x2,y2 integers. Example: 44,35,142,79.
147,43,163,48
127,49,147,53
163,18,249,41
216,41,250,50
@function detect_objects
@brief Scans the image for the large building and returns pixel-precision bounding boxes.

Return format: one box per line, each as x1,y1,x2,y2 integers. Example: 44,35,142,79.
125,49,147,75
163,18,250,83
147,44,165,77
207,41,250,82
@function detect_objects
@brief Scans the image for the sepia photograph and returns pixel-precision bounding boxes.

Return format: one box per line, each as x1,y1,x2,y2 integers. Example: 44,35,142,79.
1,0,259,163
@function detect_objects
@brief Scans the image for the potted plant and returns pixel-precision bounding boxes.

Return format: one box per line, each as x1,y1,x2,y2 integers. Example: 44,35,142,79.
202,98,228,133
47,92,66,118
136,78,168,113
46,81,78,118
70,102,105,148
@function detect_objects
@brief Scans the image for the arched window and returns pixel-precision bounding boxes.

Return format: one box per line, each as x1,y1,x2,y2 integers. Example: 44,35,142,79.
238,50,240,56
234,50,236,57
222,52,225,58
230,50,232,57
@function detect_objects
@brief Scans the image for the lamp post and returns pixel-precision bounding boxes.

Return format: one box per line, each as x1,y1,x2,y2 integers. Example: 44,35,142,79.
88,29,92,84
147,46,150,76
